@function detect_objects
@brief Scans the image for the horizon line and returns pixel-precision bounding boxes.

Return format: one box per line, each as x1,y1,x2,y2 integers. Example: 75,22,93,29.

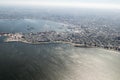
0,1,120,10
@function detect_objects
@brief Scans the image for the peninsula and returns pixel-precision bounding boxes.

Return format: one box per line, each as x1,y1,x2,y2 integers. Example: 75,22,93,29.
0,31,120,51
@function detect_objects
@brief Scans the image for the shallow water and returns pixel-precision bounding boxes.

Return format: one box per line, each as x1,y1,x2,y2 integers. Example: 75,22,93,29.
0,41,120,80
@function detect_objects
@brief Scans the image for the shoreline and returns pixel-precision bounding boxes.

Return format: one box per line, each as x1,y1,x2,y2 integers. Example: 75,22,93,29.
3,38,120,52
4,37,92,47
1,32,120,52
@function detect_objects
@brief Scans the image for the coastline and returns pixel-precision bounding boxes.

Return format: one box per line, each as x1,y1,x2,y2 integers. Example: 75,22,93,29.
3,37,118,51
4,37,91,47
1,32,120,52
4,39,120,53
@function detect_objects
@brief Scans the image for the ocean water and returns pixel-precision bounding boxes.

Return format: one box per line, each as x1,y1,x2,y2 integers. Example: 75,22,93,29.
0,19,68,33
0,41,120,80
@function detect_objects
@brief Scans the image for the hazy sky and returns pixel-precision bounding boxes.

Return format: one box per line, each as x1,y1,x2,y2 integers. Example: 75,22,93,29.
1,0,120,4
0,0,120,9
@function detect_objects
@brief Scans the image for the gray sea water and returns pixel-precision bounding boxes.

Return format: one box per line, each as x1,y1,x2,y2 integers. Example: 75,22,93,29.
0,19,68,33
0,19,120,80
0,40,120,80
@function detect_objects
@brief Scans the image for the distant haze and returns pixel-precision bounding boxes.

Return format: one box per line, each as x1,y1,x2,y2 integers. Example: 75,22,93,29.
0,0,120,10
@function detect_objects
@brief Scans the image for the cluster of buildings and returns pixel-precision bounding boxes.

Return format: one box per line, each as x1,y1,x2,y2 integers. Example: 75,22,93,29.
0,32,25,42
21,29,120,51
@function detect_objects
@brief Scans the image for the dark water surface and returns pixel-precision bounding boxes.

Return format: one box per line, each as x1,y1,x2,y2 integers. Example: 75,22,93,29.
0,41,120,80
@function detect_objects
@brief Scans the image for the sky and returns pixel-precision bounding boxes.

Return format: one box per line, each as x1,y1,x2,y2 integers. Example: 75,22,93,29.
0,0,120,9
